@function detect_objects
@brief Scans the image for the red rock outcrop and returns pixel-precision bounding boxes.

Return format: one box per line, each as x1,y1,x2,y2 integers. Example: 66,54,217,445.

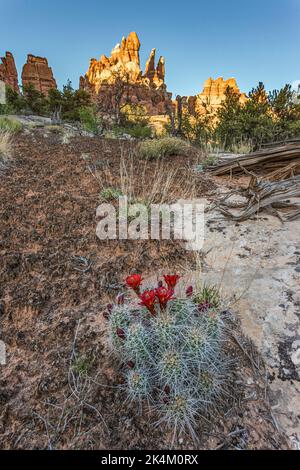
22,54,57,95
186,77,247,115
80,32,172,115
0,52,19,93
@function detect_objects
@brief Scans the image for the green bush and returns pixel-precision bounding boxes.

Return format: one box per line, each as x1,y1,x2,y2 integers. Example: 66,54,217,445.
47,80,92,122
127,124,152,139
120,103,150,127
138,136,195,160
0,86,25,115
22,83,48,115
113,123,152,139
99,187,123,201
78,106,100,134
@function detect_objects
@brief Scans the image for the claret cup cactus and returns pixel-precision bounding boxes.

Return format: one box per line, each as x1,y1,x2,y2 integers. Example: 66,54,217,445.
104,273,231,440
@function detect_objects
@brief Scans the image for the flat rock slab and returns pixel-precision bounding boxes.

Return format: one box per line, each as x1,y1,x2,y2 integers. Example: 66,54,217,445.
193,208,300,447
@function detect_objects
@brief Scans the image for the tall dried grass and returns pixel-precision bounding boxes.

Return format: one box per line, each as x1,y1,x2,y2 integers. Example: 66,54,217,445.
97,144,197,205
0,130,12,171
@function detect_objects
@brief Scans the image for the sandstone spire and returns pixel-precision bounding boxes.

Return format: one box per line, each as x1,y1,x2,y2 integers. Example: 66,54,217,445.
22,54,57,95
156,56,165,82
124,31,140,64
80,32,172,115
144,48,156,80
186,76,247,115
0,51,19,93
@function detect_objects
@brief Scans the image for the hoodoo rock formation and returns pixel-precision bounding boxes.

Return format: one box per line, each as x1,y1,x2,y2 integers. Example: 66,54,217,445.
186,77,247,115
22,55,57,95
1,43,246,123
80,32,173,115
0,52,19,93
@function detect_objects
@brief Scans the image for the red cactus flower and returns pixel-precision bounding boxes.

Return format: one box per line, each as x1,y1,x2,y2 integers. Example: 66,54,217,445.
155,286,174,310
198,301,213,312
186,285,193,297
163,274,180,289
116,293,125,305
127,360,135,369
164,385,170,395
107,303,113,313
139,289,157,316
116,327,126,340
125,274,143,294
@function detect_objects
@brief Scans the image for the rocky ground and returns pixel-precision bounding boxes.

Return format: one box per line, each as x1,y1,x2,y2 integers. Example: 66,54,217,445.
0,126,296,449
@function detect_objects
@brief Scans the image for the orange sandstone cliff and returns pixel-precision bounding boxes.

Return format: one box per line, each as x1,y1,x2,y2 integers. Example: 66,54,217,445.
22,54,57,95
185,76,247,115
80,32,173,115
0,51,19,93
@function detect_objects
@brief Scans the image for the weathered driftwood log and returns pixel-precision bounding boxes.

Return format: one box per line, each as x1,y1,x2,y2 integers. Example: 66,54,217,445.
209,142,300,179
215,175,300,222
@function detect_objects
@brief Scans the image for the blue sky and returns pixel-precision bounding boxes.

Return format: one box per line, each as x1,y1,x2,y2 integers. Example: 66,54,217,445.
0,0,299,96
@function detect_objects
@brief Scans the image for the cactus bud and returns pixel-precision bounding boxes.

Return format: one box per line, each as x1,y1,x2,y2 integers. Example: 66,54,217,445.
116,327,126,340
116,293,125,305
186,285,193,297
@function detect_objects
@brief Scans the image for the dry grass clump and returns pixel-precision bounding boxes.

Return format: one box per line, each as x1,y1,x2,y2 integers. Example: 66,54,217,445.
138,137,198,160
0,130,12,170
0,117,22,133
95,145,197,205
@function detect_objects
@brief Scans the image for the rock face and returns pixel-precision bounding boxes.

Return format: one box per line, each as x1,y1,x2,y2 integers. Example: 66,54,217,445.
186,76,247,115
0,52,19,93
80,32,172,115
22,55,57,95
195,203,300,446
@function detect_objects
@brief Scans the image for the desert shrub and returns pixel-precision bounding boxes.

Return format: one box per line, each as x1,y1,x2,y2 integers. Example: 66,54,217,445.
120,104,149,127
71,354,93,376
78,106,101,134
47,88,63,115
100,187,123,201
165,108,213,148
22,83,48,115
113,123,152,139
0,103,13,115
0,86,25,115
138,137,195,160
0,130,12,170
104,274,232,440
110,104,153,139
125,123,152,139
47,80,92,122
0,117,22,133
201,154,219,169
